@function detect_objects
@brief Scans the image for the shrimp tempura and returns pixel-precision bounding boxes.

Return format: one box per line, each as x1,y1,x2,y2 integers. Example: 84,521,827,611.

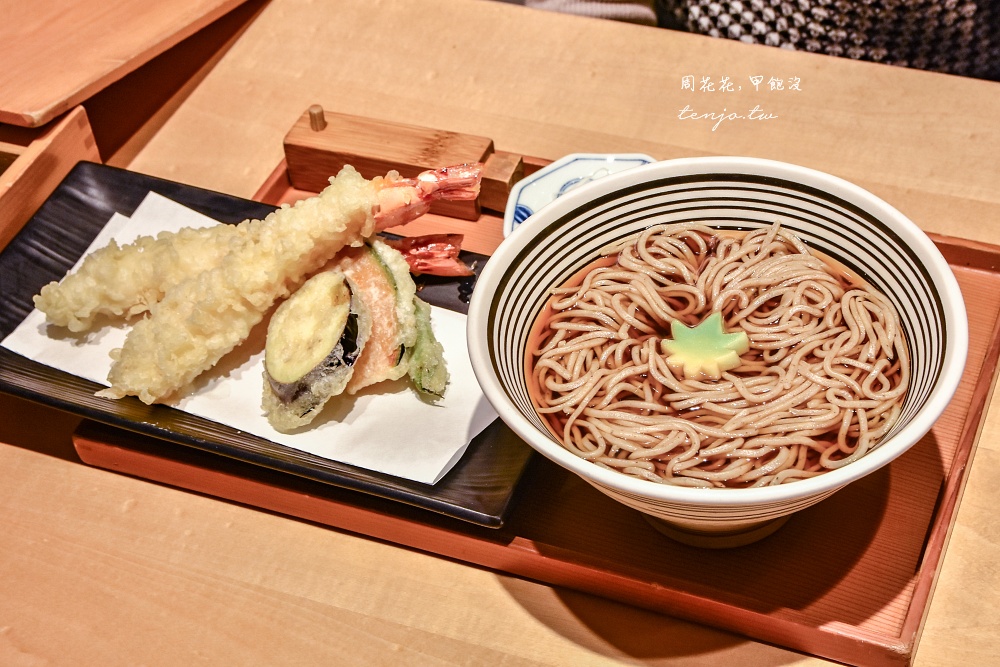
34,223,247,332
96,163,481,404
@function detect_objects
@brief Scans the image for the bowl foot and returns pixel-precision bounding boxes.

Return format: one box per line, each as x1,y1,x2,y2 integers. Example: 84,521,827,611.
643,514,790,549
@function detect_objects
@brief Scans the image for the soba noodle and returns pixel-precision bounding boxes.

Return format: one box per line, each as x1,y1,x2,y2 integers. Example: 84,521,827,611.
527,222,909,488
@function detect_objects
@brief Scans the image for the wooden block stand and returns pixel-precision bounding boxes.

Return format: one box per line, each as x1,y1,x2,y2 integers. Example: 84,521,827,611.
283,106,543,219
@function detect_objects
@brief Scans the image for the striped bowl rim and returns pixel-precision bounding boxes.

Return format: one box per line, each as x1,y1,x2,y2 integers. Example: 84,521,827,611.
467,156,968,509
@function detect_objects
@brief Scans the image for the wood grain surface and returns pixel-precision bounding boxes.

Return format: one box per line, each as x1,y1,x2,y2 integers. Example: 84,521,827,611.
0,0,254,127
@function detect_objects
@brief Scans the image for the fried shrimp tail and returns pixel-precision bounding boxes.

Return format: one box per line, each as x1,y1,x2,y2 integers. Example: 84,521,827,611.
372,163,482,231
96,163,482,404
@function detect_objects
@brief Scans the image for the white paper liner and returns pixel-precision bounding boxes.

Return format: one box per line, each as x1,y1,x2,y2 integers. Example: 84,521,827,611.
1,192,497,484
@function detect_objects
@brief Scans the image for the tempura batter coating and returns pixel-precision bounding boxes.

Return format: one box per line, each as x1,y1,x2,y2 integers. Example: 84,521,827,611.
33,162,481,332
95,163,482,405
33,223,245,332
99,166,380,404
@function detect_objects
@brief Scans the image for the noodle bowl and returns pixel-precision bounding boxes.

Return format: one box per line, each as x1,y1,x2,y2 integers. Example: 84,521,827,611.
527,221,909,489
468,156,966,546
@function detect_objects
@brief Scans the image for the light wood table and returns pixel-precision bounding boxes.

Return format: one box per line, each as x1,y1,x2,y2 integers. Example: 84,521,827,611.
3,0,999,665
0,0,257,128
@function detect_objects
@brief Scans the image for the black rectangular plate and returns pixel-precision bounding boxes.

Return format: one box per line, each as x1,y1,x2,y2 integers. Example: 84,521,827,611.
0,161,533,527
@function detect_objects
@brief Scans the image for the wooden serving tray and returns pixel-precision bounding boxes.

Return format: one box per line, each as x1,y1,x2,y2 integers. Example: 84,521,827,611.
73,186,1000,667
70,114,1000,665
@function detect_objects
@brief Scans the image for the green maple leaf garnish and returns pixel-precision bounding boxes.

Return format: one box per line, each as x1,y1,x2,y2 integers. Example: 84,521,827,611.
661,312,750,380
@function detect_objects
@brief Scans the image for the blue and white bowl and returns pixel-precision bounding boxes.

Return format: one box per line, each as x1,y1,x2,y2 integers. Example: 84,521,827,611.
469,156,968,548
503,153,655,237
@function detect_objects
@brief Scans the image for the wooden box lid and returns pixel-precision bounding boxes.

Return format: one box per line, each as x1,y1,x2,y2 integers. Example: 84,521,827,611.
0,0,253,127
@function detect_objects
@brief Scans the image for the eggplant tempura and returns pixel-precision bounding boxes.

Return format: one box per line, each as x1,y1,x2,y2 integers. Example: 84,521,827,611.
262,238,449,432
